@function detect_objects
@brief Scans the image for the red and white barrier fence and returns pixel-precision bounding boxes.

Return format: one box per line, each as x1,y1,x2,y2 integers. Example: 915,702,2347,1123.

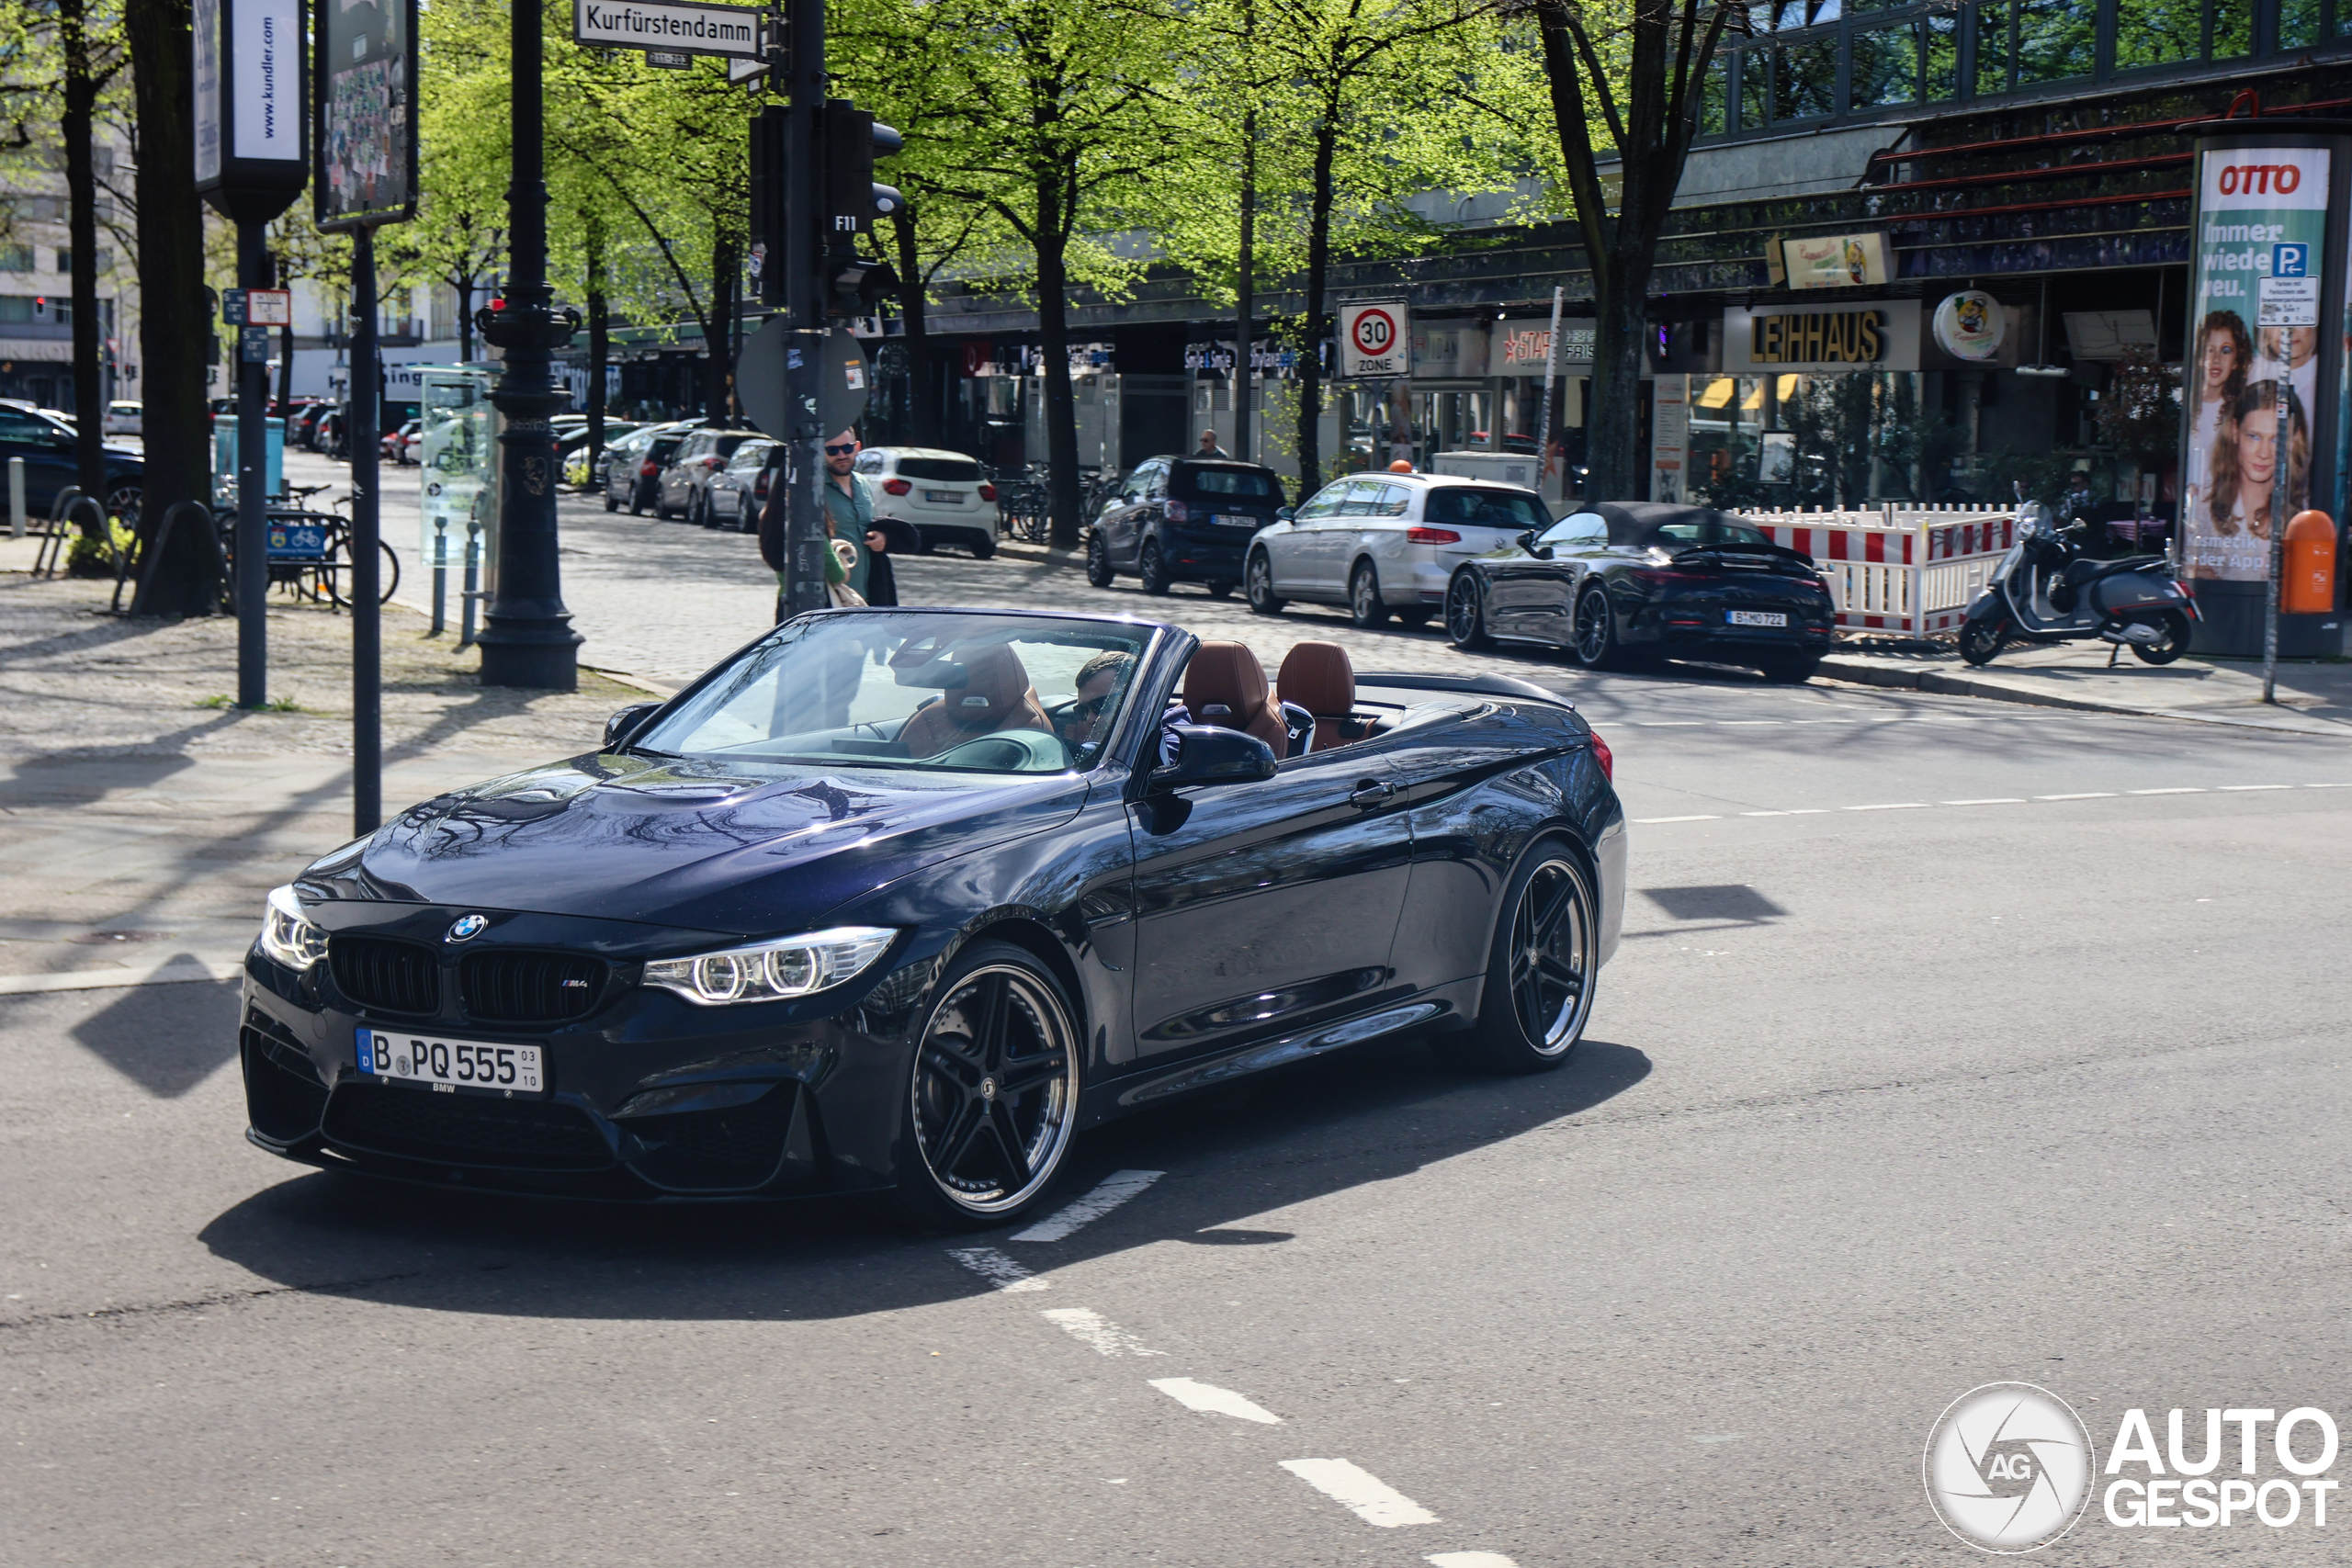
1739,503,2018,637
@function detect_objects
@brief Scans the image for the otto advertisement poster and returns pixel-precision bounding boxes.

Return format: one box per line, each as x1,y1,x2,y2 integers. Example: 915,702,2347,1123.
2181,147,2326,581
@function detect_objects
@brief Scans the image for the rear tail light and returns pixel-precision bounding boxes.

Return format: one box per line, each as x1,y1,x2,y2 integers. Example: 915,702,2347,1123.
753,472,771,502
701,456,724,470
1588,729,1613,781
1406,526,1461,545
978,483,996,502
1628,567,1704,586
640,460,659,478
1165,499,1189,522
882,478,911,496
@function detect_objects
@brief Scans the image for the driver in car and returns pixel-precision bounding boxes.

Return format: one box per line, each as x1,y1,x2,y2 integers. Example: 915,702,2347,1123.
1057,650,1133,752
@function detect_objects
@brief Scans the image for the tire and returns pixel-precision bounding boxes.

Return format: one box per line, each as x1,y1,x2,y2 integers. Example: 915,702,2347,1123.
1464,837,1600,1074
1246,549,1285,615
878,940,1082,1231
1204,580,1234,600
970,533,995,560
628,487,646,517
1139,536,1172,596
604,491,618,513
1757,653,1821,684
2131,610,2192,666
1350,561,1390,628
1573,583,1624,670
695,491,717,528
1445,571,1491,650
1085,533,1115,588
1958,616,2007,667
103,482,142,530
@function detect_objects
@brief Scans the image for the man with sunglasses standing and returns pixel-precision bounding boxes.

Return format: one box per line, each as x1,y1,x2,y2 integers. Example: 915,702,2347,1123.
761,426,896,619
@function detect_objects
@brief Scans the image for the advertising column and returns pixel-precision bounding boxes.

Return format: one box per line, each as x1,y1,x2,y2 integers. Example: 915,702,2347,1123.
1649,374,1690,502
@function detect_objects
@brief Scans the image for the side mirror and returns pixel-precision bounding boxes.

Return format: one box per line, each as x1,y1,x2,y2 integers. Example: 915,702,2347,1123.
1276,506,1296,522
1149,724,1277,791
604,701,661,751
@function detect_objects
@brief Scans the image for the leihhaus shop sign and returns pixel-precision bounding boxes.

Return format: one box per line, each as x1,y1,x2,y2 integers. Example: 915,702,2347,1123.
1724,299,1922,373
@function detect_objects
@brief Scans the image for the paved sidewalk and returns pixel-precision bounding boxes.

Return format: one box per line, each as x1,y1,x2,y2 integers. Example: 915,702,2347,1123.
0,548,639,981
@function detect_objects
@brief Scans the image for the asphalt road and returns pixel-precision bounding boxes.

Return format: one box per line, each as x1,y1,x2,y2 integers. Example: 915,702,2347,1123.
7,460,2352,1565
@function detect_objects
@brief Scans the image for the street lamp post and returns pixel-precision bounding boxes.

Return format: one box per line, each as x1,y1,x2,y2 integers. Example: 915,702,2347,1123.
476,0,582,690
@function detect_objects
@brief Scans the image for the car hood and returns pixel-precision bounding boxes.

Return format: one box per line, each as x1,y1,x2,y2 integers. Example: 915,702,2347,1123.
300,752,1094,937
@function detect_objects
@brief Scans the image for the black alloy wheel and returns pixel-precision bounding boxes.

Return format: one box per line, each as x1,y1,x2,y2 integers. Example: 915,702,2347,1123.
1445,571,1490,650
1573,583,1623,670
970,533,995,560
1958,616,2007,666
2131,610,2192,666
1246,549,1285,615
1139,537,1172,595
1466,838,1599,1073
889,941,1081,1229
1350,561,1390,628
1085,532,1115,588
103,482,142,530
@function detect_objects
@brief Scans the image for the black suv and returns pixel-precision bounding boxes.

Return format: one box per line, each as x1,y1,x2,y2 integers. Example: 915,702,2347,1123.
0,400,142,525
1086,456,1287,596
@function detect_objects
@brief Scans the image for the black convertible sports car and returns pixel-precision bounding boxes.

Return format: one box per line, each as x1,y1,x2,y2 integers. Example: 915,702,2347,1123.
239,608,1625,1227
1444,501,1838,682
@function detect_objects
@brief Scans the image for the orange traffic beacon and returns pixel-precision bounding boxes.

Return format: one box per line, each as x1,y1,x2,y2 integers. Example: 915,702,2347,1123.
2283,510,2338,614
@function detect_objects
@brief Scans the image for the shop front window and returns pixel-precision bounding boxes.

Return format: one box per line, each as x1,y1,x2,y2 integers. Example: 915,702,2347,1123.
2112,0,2202,68
1687,372,1949,511
1775,36,1841,119
1851,23,1920,107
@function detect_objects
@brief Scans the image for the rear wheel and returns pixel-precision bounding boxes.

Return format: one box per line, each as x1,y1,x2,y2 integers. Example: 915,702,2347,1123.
1350,561,1390,627
1445,572,1490,650
1085,533,1115,588
2131,610,2192,665
1139,537,1172,595
1573,583,1623,670
1465,838,1599,1074
970,533,995,561
1246,549,1285,615
604,490,618,513
880,940,1081,1231
1958,616,2007,666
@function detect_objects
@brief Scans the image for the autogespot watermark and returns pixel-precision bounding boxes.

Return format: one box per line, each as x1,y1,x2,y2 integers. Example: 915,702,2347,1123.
1924,1385,2342,1552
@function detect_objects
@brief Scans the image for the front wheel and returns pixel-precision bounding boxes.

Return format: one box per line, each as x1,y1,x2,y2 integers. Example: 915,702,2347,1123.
880,940,1082,1231
1085,533,1115,588
1139,537,1171,596
604,490,618,513
2131,610,2192,665
1958,615,2007,666
1464,838,1599,1074
1246,550,1285,615
970,533,996,561
1445,572,1490,650
1573,583,1623,670
1350,561,1390,628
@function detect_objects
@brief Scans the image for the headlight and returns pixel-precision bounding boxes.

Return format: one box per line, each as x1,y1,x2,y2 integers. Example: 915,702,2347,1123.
258,885,330,972
642,926,898,1007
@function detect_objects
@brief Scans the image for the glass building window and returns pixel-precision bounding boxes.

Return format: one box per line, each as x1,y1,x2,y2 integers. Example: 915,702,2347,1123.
2016,0,2096,85
1775,36,1841,119
0,245,30,272
1926,11,1960,97
2280,0,2321,46
1973,1,2013,95
1702,58,1729,134
2211,0,2253,57
1852,23,1921,107
1739,49,1771,128
2111,0,2202,68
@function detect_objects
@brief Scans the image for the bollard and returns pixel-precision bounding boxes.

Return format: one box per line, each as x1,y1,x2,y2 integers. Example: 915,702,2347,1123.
2283,510,2337,615
7,456,22,538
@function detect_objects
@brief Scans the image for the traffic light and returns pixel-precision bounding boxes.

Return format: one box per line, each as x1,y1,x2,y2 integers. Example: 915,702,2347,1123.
822,98,904,239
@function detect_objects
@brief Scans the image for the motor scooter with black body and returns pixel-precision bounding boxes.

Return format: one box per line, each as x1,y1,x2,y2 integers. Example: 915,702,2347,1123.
1958,505,2199,667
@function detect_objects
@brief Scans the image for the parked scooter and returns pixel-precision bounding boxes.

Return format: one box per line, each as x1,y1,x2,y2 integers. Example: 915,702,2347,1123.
1958,505,2199,667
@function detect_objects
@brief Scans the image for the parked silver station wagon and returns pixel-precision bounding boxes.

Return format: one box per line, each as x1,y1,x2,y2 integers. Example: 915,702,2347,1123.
1245,473,1552,628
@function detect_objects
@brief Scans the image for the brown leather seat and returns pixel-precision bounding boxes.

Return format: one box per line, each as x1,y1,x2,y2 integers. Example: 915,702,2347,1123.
899,644,1055,758
1276,641,1368,751
1182,641,1289,752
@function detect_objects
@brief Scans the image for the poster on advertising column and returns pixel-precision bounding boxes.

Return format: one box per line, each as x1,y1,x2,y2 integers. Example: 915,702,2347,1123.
2180,148,2326,581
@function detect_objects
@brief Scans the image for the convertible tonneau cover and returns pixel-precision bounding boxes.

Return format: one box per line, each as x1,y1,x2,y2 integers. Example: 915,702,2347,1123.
1354,671,1572,708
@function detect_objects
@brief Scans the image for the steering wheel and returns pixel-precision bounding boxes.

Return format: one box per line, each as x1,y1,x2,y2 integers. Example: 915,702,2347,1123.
920,728,1071,772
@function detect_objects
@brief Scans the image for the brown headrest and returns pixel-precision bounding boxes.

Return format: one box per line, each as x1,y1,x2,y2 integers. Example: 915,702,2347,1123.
947,644,1030,722
1184,641,1271,727
1277,641,1354,717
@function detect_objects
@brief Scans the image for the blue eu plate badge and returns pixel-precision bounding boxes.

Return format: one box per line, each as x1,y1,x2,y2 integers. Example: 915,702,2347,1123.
355,1028,377,1074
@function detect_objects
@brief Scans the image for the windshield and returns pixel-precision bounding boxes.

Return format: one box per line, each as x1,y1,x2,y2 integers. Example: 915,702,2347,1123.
1651,518,1774,548
1426,487,1547,528
634,613,1156,773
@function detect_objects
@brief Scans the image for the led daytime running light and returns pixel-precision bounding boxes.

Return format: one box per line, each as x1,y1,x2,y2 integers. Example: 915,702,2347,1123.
644,926,898,1007
258,884,330,972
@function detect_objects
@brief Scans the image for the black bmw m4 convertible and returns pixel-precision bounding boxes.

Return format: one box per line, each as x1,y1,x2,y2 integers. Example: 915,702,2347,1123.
240,607,1625,1228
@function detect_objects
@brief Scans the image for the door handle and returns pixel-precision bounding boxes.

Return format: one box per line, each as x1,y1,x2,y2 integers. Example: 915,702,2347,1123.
1348,779,1397,808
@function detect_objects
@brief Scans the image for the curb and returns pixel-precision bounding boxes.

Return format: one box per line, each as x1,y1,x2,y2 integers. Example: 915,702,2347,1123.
1815,654,2352,736
989,537,1084,568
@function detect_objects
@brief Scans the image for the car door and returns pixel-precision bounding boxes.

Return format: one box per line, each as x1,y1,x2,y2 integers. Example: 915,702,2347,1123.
1268,481,1341,594
1300,479,1384,598
1103,460,1160,568
1125,739,1416,1064
1487,512,1604,642
664,434,709,510
0,405,74,512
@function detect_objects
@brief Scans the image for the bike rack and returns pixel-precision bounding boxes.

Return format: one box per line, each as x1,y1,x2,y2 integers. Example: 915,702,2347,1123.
122,500,229,617
30,490,110,581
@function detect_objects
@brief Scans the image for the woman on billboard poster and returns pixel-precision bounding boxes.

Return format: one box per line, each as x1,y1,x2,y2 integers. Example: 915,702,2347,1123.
2207,379,2309,545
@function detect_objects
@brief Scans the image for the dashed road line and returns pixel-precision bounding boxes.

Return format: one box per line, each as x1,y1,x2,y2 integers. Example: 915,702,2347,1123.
1943,797,2026,806
946,1247,1048,1292
1843,801,1930,810
1148,1377,1283,1424
2220,783,2294,791
1427,1554,1523,1568
1039,1306,1166,1357
1011,1168,1164,1242
1632,814,1720,823
2131,786,2207,795
1629,782,2352,825
1281,1458,1441,1527
2035,792,2117,800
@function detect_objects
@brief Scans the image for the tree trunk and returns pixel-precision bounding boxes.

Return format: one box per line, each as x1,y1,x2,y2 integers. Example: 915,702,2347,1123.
1234,111,1256,466
125,0,220,616
890,207,937,447
456,276,475,364
586,214,607,482
1295,121,1338,492
61,0,107,525
707,232,737,422
1587,243,1651,502
1036,173,1081,548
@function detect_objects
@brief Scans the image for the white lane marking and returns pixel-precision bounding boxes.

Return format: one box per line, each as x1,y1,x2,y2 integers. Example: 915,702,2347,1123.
2035,792,2117,800
1280,1458,1440,1527
2305,782,2352,788
1942,797,2026,806
1040,1307,1165,1357
1011,1168,1164,1243
1843,802,1930,811
1631,814,1720,823
1740,810,1790,817
2219,784,2293,791
1427,1554,1521,1568
2131,786,2207,795
1148,1376,1283,1424
1784,807,1830,814
946,1247,1048,1293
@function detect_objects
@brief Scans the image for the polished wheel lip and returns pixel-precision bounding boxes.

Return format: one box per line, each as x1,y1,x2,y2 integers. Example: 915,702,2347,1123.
1509,857,1593,1055
910,963,1079,1215
1573,587,1611,664
1445,574,1481,642
1246,551,1280,609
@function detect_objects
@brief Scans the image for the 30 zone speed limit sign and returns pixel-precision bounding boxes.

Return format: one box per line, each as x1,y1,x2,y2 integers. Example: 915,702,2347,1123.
1340,300,1410,378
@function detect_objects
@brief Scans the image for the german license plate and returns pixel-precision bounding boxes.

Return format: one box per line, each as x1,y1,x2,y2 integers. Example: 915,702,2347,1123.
356,1029,545,1097
1727,609,1789,627
1219,513,1260,527
923,490,963,503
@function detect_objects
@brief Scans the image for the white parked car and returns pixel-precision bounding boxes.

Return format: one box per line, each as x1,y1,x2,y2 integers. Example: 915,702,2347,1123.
852,446,996,558
1244,471,1552,627
101,400,142,436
